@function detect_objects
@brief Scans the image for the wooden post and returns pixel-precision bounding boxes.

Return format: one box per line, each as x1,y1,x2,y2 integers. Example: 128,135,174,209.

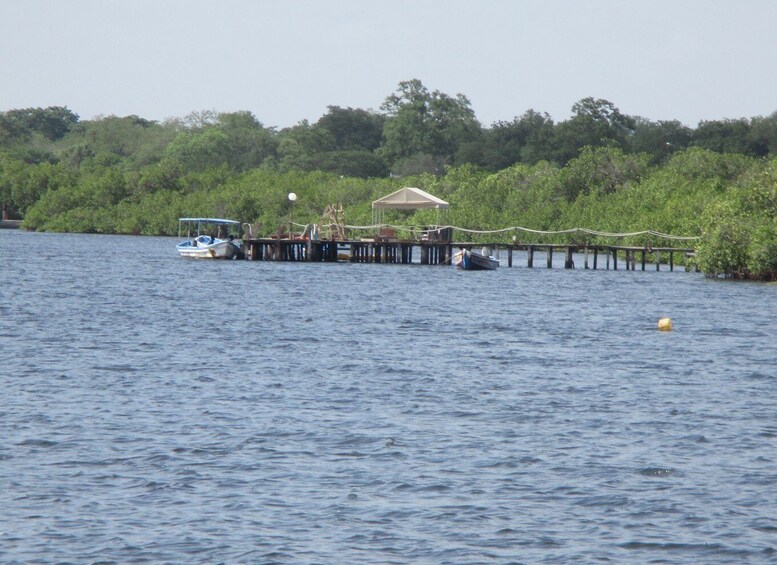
593,248,598,270
612,249,618,270
527,245,534,268
655,250,660,271
670,252,674,272
508,247,513,267
584,246,589,269
565,247,574,269
546,246,553,268
641,249,647,271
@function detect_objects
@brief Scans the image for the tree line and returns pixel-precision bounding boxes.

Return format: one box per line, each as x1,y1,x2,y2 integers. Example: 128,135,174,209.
2,79,777,279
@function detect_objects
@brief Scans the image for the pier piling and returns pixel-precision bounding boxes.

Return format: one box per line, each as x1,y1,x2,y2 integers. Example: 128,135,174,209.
239,238,694,273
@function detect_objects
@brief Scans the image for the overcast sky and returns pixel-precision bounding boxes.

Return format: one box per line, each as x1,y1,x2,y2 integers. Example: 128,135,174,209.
2,0,776,129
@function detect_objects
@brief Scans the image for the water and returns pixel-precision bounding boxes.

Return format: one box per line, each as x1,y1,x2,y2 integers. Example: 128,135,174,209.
1,230,777,564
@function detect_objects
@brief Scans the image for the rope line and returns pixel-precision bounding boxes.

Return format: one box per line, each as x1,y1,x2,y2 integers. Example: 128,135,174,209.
294,222,700,241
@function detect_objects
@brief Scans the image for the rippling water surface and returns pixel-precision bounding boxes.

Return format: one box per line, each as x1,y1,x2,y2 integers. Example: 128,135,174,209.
2,230,777,563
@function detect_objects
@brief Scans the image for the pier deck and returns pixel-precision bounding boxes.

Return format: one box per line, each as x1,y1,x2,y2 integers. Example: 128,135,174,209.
242,238,695,271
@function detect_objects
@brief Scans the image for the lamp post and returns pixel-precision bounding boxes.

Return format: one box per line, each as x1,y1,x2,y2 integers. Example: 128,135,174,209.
288,192,297,239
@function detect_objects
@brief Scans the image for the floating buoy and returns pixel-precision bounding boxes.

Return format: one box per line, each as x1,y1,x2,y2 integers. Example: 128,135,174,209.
658,317,673,331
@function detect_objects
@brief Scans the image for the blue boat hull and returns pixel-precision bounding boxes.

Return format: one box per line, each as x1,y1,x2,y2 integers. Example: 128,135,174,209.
455,249,499,270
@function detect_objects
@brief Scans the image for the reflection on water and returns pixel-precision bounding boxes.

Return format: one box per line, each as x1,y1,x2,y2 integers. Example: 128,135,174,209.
1,230,776,563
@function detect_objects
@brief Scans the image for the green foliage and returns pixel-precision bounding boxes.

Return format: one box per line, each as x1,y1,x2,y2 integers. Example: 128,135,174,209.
747,220,777,278
558,146,650,201
1,156,76,216
693,118,756,156
554,98,636,164
214,111,278,170
165,128,232,172
316,106,384,151
629,118,692,164
390,154,446,177
58,115,175,170
4,81,777,279
695,201,752,278
315,151,388,178
379,79,481,167
480,110,556,170
694,157,777,279
748,113,777,157
0,106,79,143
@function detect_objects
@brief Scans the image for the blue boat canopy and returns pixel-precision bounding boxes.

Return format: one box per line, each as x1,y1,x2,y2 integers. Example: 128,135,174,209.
178,218,240,225
178,217,242,238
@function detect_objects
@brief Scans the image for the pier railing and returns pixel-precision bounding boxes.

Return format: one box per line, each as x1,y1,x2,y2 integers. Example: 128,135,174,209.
240,222,697,271
241,237,695,271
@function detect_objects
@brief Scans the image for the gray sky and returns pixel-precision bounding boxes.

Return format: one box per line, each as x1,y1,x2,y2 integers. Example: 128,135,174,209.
2,0,776,129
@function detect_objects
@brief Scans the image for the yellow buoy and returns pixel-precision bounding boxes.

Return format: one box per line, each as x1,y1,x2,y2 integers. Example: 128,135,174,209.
658,317,673,331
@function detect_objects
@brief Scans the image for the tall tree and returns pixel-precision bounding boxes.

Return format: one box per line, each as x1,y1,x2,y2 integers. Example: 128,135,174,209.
748,113,777,157
275,120,335,171
216,111,277,170
554,97,636,164
630,118,693,164
693,118,752,155
316,106,384,152
379,79,481,169
0,106,79,142
481,110,555,170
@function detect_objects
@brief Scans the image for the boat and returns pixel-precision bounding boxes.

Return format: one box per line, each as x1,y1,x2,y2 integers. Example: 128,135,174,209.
176,218,242,259
453,248,499,270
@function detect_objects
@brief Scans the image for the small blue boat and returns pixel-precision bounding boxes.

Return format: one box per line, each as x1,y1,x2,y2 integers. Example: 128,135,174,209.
454,248,499,270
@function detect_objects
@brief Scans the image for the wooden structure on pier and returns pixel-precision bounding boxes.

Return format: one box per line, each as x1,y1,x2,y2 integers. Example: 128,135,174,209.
241,238,694,271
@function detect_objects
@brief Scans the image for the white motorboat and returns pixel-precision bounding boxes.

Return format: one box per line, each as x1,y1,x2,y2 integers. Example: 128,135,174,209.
176,218,242,259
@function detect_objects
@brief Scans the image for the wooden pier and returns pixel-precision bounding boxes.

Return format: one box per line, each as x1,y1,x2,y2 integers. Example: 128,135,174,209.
242,238,695,271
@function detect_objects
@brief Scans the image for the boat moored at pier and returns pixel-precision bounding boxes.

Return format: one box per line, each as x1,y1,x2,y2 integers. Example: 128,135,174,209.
454,248,499,270
176,218,242,259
